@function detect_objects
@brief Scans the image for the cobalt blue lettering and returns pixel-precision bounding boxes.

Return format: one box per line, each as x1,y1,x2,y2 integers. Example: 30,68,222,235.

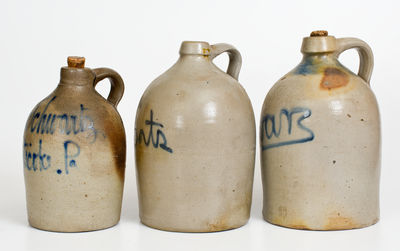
261,107,314,150
24,140,51,171
24,139,81,175
135,110,173,153
60,140,81,175
29,96,99,143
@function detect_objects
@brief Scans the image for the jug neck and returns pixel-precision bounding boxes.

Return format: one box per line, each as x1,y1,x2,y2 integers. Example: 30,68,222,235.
178,41,212,62
300,53,338,65
58,57,95,87
299,30,342,67
301,30,337,54
294,52,343,76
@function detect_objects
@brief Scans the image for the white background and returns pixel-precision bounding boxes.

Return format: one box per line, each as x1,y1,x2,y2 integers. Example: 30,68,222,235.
1,0,399,250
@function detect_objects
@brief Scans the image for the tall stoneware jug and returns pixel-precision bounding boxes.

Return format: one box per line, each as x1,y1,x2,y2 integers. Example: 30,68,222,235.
260,31,380,230
23,57,126,232
135,41,256,232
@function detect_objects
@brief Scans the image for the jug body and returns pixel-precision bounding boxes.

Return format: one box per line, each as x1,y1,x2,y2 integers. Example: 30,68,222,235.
23,57,126,232
135,42,256,232
260,31,380,230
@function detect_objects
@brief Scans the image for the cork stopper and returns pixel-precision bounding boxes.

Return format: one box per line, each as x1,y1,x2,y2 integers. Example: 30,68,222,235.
310,30,328,37
67,56,85,68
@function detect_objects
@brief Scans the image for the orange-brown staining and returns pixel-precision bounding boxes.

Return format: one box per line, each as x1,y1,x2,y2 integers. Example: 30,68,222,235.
135,147,143,167
325,213,359,230
271,216,311,230
103,116,126,182
207,215,231,232
206,195,251,232
284,220,310,230
206,211,245,232
202,48,211,58
287,223,311,230
202,48,210,55
270,208,311,230
320,68,349,90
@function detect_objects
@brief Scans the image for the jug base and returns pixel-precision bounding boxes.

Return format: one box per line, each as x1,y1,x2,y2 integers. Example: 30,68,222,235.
263,214,379,231
140,219,248,233
28,219,120,233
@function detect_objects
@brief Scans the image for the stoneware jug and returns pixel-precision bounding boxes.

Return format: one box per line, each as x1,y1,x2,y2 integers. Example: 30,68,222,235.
260,31,380,230
23,57,126,232
135,41,256,232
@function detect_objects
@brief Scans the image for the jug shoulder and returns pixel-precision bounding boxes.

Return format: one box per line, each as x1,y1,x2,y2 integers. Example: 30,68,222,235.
140,65,249,109
24,91,124,142
269,64,373,100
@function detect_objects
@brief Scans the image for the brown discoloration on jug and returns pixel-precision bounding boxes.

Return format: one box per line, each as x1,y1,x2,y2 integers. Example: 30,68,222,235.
207,214,232,232
135,146,144,168
103,115,126,182
287,223,311,230
325,214,359,230
206,208,247,232
202,48,211,58
206,189,252,232
271,214,311,230
320,67,349,90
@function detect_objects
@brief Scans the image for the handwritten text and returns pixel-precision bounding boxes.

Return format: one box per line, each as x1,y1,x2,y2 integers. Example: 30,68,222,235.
261,107,314,150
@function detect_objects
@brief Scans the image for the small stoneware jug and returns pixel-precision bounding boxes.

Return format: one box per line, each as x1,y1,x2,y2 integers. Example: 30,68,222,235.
23,57,126,232
260,31,380,230
135,41,256,232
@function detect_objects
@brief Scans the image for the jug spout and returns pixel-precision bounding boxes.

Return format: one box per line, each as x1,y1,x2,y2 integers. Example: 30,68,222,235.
179,41,211,56
59,56,95,86
301,30,337,54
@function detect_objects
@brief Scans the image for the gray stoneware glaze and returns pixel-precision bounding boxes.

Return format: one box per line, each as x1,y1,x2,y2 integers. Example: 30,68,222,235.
260,31,381,230
135,41,256,232
23,57,126,232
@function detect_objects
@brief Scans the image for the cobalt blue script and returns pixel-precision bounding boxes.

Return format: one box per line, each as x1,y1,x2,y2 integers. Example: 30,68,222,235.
261,107,314,150
24,96,100,175
135,109,173,153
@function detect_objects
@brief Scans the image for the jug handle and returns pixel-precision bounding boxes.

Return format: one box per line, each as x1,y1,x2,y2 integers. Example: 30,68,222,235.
335,38,374,85
92,68,125,107
210,43,242,80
